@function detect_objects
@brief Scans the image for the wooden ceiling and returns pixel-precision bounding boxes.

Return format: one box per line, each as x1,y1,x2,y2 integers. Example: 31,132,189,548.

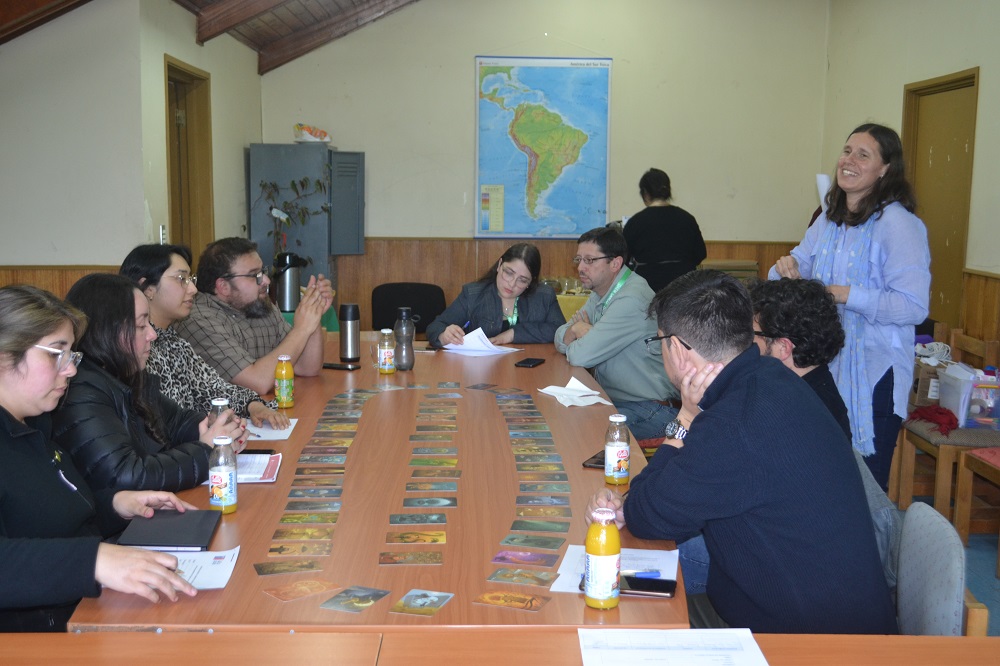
1,0,420,74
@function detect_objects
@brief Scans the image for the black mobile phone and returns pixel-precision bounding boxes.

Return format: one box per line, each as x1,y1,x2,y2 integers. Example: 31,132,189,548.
582,450,605,469
621,575,676,598
242,448,276,456
515,357,545,368
323,362,361,371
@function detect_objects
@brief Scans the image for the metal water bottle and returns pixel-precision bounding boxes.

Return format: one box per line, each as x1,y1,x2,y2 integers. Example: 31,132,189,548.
339,303,360,363
393,306,415,371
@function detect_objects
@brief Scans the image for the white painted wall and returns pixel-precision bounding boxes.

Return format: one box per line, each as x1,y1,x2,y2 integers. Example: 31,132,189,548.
824,0,1000,274
259,0,830,242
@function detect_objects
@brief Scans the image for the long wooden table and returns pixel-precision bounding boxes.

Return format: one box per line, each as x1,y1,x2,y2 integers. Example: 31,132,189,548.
69,341,687,631
4,631,999,664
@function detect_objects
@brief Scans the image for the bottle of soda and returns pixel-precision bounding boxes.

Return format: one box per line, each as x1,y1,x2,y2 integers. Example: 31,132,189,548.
208,435,238,514
584,507,621,609
377,328,396,374
275,354,294,408
393,307,415,371
604,413,630,485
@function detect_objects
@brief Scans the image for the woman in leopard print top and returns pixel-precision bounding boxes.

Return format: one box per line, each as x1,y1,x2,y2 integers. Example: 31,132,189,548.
121,244,288,429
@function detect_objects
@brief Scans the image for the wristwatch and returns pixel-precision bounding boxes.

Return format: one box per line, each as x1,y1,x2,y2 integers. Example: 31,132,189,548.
664,418,688,441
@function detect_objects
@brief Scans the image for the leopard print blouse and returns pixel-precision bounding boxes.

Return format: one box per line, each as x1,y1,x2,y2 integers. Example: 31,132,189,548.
146,324,277,416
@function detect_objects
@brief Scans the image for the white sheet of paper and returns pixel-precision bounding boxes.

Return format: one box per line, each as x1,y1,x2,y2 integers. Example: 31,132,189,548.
176,546,240,590
237,453,281,483
578,628,769,666
442,327,521,355
550,545,679,594
246,418,298,441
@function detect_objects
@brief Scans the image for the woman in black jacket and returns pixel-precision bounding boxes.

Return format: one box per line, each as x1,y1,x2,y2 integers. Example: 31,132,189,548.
52,274,246,494
0,285,197,632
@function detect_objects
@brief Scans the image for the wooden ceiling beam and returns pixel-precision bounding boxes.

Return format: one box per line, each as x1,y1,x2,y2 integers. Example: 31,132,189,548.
197,0,288,44
0,0,91,45
257,0,418,74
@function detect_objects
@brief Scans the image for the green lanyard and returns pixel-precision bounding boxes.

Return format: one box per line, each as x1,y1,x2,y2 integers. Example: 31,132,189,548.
598,268,631,316
504,297,519,326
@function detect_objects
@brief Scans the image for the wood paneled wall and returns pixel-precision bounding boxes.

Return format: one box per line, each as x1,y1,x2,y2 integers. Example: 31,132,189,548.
6,242,998,347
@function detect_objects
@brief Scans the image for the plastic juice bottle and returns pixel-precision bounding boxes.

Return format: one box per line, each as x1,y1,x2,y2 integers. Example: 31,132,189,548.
209,397,229,423
604,413,630,485
377,328,396,374
208,436,238,514
275,354,294,408
584,507,621,609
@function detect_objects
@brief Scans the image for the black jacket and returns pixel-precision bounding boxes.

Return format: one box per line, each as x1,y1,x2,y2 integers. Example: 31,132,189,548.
52,359,209,493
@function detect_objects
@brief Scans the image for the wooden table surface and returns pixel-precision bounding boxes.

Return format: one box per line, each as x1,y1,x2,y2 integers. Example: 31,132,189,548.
69,340,687,631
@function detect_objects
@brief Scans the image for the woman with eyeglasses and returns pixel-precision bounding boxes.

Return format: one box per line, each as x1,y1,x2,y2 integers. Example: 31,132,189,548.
120,244,289,430
0,285,197,632
426,243,565,347
51,274,248,495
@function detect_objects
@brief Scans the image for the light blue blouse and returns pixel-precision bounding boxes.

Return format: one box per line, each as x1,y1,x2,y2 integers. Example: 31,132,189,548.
768,202,931,420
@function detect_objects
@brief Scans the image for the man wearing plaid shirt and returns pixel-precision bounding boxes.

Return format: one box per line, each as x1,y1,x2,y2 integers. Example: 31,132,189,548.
175,237,333,395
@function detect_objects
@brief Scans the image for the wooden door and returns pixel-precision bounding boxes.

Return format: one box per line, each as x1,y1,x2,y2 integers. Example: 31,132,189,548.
903,68,979,328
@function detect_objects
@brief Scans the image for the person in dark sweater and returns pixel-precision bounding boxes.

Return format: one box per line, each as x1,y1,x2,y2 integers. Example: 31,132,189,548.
622,168,706,293
587,270,897,634
0,285,196,632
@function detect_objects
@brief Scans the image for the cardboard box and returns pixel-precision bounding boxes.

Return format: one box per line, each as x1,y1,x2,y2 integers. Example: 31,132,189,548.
910,359,940,407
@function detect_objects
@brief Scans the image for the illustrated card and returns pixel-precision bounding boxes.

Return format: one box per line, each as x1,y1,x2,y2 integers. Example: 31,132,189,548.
504,416,547,424
291,476,344,487
515,506,573,518
509,431,553,439
408,457,458,467
419,400,458,407
268,541,333,557
418,407,458,414
271,527,333,541
412,468,462,478
320,586,390,613
492,391,529,398
500,534,566,550
280,512,339,525
288,487,342,498
321,409,362,418
437,381,460,389
511,445,557,455
508,424,551,432
519,483,571,493
301,446,349,455
297,454,347,465
515,495,570,506
516,463,565,472
411,447,458,455
511,519,570,533
514,454,562,463
517,472,568,482
487,568,559,587
379,551,444,565
406,383,430,389
315,417,359,424
405,481,458,492
295,467,346,476
424,393,463,399
285,500,341,512
510,438,555,447
403,497,457,508
386,530,446,544
465,383,498,391
314,423,358,432
389,513,447,525
263,579,341,602
409,434,453,442
415,414,457,422
390,589,454,616
415,424,458,432
491,550,560,567
304,437,354,447
253,559,323,576
473,590,550,612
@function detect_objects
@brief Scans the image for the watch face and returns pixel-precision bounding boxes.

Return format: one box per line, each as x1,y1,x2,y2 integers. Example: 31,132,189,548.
664,419,681,438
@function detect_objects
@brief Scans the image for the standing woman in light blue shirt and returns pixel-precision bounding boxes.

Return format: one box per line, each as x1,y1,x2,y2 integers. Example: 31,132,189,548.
770,123,930,490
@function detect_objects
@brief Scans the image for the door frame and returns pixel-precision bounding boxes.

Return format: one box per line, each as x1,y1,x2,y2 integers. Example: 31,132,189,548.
165,55,214,267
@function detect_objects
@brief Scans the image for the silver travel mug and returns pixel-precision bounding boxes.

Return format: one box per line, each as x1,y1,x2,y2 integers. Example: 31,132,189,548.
339,303,360,362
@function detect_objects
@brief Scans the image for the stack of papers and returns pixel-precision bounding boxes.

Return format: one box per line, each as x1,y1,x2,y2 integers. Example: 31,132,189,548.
539,377,613,407
443,327,521,356
238,452,282,483
551,545,678,593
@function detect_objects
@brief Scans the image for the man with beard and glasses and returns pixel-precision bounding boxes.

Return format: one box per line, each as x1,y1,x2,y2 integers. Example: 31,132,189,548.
175,238,332,395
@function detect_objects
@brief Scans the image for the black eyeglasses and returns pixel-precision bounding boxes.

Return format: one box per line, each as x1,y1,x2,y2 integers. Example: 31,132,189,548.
643,333,692,355
223,270,265,285
572,255,612,266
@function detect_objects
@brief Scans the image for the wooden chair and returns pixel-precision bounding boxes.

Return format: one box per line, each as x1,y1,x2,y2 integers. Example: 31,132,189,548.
953,447,1000,571
896,329,1000,521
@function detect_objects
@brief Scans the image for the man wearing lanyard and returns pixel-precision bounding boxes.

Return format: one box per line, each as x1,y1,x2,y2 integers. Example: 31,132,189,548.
554,227,678,440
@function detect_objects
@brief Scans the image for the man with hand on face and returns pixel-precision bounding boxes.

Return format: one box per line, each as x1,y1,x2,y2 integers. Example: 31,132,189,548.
554,227,678,440
175,238,333,396
586,270,897,635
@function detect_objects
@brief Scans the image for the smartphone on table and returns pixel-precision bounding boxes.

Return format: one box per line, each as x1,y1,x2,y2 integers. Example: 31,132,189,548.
515,358,545,368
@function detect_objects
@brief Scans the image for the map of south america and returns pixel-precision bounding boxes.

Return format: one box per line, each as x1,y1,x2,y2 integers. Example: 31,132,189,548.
509,104,588,218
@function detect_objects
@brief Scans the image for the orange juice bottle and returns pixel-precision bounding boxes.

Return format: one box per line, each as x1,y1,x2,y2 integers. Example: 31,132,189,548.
275,354,294,408
584,507,621,609
208,436,238,514
604,414,630,485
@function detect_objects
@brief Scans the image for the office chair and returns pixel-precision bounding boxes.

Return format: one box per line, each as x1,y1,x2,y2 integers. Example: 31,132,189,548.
371,282,446,335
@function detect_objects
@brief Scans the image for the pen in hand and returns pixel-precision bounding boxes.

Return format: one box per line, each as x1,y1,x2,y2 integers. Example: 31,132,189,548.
462,320,471,331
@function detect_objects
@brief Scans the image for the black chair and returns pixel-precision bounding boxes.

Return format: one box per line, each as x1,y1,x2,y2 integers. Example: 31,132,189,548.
371,282,447,335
